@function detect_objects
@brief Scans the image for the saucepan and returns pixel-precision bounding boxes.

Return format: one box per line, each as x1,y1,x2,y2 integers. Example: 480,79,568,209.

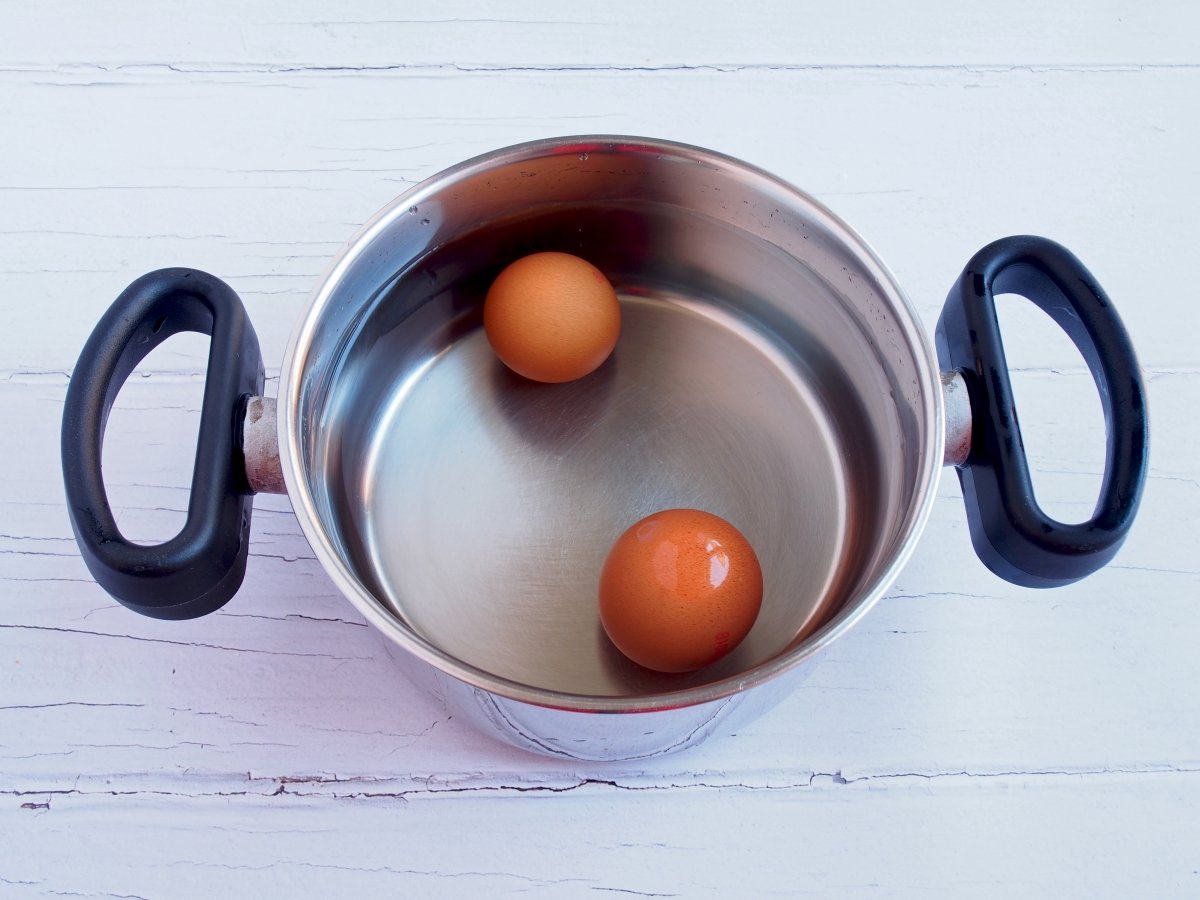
60,136,1148,760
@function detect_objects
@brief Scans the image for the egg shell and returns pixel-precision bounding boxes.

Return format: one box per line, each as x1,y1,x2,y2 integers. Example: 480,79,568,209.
598,508,763,674
483,251,621,383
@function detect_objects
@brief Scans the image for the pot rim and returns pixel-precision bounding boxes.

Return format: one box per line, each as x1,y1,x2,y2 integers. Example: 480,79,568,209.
276,134,945,713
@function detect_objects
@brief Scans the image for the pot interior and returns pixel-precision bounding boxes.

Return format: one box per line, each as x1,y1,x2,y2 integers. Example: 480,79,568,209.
286,138,939,703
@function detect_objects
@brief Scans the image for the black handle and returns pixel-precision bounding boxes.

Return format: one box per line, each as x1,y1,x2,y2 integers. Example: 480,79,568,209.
935,236,1148,587
61,269,264,619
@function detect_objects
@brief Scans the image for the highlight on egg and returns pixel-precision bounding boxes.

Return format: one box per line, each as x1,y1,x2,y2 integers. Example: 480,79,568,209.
483,251,621,383
598,508,764,674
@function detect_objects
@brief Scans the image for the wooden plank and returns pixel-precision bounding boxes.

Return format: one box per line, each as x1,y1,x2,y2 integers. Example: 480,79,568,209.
4,774,1198,897
1,64,1194,377
2,1,1196,69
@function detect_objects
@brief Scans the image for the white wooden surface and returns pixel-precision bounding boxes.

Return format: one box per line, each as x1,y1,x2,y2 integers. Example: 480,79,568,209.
3,2,1198,896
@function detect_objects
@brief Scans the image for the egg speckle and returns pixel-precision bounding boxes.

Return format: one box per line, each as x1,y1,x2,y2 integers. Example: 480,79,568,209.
598,509,763,673
484,252,621,383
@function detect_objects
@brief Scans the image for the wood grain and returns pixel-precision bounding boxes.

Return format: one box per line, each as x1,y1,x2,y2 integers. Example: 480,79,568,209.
3,2,1197,896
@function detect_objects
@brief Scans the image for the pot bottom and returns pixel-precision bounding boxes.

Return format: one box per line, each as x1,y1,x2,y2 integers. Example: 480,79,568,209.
353,288,855,698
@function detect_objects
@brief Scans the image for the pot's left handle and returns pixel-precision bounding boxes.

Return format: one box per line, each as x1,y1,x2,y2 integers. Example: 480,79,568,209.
61,269,264,619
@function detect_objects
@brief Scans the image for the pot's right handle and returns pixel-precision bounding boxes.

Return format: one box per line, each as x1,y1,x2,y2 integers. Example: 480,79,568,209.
935,235,1148,587
61,269,264,619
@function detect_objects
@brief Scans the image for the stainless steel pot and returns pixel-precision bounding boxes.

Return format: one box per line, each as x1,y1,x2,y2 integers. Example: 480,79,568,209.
61,136,1148,760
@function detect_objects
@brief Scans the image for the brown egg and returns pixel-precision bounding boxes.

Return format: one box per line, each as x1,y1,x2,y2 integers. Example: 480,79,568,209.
483,252,621,383
598,509,763,674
